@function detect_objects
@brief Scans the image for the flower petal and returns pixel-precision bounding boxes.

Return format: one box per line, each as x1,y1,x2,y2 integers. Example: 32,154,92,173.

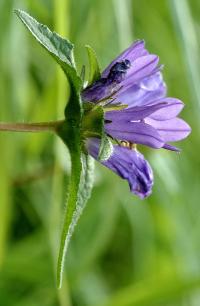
122,55,159,85
105,121,164,148
102,40,148,78
149,98,184,120
162,143,181,152
105,102,168,122
145,117,191,142
116,71,166,108
86,138,153,199
81,78,111,102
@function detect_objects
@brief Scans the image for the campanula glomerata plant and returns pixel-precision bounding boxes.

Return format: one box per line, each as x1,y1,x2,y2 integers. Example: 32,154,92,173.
0,10,191,288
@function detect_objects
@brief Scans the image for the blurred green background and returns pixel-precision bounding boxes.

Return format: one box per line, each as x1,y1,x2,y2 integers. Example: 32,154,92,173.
0,0,199,305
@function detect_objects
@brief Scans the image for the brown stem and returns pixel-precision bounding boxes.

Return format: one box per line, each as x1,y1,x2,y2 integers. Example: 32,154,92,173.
0,120,64,133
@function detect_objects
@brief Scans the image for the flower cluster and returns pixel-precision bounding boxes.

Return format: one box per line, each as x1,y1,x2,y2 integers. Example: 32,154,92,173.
82,40,191,199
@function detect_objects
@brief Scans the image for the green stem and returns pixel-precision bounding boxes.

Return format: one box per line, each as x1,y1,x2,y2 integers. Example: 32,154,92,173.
0,120,64,133
51,0,73,304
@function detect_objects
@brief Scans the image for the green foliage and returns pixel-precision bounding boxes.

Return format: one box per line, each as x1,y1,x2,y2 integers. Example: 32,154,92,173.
15,9,82,92
15,9,75,67
85,45,101,84
56,121,94,288
0,1,200,306
82,103,113,161
101,275,200,306
82,102,104,138
15,9,96,289
98,135,113,161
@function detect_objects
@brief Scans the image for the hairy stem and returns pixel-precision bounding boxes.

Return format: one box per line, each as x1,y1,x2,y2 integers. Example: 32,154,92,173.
0,120,64,133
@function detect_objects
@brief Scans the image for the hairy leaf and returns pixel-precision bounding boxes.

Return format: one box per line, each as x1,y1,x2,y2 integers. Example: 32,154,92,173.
55,146,94,288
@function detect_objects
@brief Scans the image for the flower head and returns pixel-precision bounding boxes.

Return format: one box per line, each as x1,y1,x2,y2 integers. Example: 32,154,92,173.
82,40,191,198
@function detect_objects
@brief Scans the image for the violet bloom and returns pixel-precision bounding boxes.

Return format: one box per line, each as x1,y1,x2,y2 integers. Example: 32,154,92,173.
87,138,153,199
82,40,191,198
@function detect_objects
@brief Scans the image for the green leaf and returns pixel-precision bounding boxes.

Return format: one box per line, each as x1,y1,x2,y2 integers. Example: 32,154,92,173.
15,9,74,67
56,88,85,288
82,103,113,161
56,147,94,289
85,45,101,84
82,103,104,137
76,154,95,216
91,106,113,162
15,9,82,92
98,135,113,161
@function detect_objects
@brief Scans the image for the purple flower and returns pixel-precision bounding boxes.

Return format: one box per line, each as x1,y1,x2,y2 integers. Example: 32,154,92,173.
87,138,153,199
82,40,191,198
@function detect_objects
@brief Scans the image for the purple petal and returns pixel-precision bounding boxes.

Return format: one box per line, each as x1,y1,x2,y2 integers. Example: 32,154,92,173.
116,72,167,108
162,143,181,152
122,55,159,86
149,98,184,120
145,117,191,142
86,138,153,199
102,40,148,78
105,121,164,148
81,78,112,102
105,102,168,122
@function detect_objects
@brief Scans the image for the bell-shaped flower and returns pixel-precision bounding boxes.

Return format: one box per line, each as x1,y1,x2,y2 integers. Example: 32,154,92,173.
82,40,191,198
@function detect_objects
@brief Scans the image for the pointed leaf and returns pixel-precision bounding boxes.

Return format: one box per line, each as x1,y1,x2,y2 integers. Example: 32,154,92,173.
15,9,82,92
56,148,94,288
15,9,74,66
85,45,101,84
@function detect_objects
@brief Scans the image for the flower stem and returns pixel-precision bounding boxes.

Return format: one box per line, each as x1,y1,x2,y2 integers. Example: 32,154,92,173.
0,120,64,133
